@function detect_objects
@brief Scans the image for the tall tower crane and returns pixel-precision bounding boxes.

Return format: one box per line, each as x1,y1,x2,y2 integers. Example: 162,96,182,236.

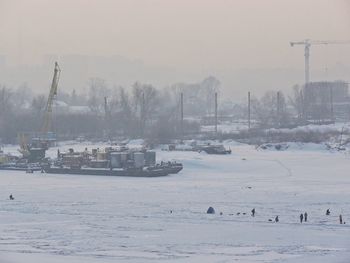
290,39,350,86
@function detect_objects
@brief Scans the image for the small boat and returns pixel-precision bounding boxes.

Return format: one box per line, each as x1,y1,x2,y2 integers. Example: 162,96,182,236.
160,162,183,174
197,144,231,154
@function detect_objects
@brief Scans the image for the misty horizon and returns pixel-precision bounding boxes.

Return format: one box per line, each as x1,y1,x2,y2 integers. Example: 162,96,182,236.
0,52,349,100
1,0,350,99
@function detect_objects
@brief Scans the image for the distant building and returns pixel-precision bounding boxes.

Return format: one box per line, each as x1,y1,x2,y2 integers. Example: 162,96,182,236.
304,81,349,121
53,100,91,115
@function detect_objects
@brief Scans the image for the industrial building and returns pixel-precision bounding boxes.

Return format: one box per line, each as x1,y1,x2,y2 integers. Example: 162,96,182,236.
304,81,350,122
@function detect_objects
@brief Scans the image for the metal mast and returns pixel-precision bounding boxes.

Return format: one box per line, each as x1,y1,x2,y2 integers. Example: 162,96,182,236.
214,92,218,134
180,92,184,138
290,39,350,87
248,91,251,130
42,62,61,133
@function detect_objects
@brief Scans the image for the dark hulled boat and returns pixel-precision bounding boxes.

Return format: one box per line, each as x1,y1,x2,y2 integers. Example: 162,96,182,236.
0,162,42,172
44,165,169,177
43,147,183,177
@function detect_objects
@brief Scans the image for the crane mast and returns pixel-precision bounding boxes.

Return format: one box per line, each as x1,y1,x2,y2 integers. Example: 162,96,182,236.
17,62,61,159
290,39,350,87
42,62,61,134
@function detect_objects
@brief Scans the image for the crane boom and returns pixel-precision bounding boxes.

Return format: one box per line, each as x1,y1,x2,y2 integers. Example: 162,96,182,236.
290,39,350,86
42,62,61,133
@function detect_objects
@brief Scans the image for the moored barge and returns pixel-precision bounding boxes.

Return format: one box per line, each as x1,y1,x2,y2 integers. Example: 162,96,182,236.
44,146,183,177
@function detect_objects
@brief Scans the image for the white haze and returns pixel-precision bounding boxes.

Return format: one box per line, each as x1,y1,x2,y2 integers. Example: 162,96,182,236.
0,0,350,98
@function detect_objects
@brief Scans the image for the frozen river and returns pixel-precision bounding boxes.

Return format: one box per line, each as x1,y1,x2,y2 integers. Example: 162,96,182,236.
0,142,349,262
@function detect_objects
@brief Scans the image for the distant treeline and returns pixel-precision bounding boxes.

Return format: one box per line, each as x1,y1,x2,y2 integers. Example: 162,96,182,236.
0,76,346,144
0,77,220,143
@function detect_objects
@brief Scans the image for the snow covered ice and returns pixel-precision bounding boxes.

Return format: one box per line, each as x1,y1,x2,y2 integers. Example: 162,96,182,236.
0,142,349,262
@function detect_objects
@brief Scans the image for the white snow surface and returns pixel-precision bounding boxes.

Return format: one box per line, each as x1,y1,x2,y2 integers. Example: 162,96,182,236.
0,142,350,262
201,122,350,135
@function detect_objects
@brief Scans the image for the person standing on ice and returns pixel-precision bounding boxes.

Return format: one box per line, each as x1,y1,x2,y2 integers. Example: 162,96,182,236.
300,213,303,223
251,208,255,217
326,209,330,215
339,215,343,224
304,212,308,222
207,207,215,214
275,216,279,222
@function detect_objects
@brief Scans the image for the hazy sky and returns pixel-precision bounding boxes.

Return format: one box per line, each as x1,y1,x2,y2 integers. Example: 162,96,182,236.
0,0,350,96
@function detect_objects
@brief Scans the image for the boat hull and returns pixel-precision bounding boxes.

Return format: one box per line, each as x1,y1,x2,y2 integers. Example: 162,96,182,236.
44,166,169,177
0,164,42,172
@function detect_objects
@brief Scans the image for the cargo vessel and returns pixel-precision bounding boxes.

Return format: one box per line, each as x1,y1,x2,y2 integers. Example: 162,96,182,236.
43,147,183,177
44,166,168,177
0,162,42,172
0,144,46,172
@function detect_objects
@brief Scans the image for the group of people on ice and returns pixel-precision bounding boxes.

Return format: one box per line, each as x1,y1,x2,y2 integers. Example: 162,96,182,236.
7,194,346,225
325,208,345,225
299,212,307,223
205,206,345,224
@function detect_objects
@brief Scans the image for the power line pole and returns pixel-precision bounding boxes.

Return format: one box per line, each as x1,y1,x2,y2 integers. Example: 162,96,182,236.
141,92,145,137
277,91,280,128
300,89,304,121
104,97,108,118
215,92,218,134
104,96,109,139
248,91,251,130
180,92,184,138
330,86,334,122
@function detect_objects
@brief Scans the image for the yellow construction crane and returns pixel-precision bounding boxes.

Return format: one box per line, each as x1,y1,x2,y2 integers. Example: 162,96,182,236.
17,62,61,160
42,62,61,134
290,39,350,87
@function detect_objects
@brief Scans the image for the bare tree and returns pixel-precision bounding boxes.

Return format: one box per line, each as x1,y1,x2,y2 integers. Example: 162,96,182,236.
288,85,303,121
31,95,47,116
132,82,159,136
201,76,221,115
87,78,109,114
0,85,13,114
12,83,32,111
0,86,15,142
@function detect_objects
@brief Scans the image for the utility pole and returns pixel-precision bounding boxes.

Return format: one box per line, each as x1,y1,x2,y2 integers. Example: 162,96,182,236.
300,89,304,121
277,91,280,128
104,97,108,118
215,92,218,134
141,92,145,137
330,86,334,122
104,96,109,139
248,91,251,130
180,92,184,138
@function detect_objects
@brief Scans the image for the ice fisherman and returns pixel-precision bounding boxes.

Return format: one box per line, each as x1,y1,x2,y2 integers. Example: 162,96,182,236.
300,213,303,223
9,194,14,200
275,216,279,222
326,209,330,215
339,215,343,224
251,208,255,217
207,207,215,214
304,212,308,222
